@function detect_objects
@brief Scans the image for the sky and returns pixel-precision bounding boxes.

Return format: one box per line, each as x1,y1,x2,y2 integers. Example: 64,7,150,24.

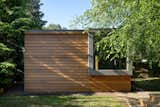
41,0,91,28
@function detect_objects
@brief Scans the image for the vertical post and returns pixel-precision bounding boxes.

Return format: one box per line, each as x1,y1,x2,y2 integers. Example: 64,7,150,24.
88,33,94,73
127,57,133,75
95,55,99,71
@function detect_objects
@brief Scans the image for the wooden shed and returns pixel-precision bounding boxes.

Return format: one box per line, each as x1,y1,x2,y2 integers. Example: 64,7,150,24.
24,30,132,93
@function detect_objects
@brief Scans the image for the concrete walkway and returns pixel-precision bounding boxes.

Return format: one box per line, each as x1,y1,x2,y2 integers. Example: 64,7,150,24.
89,92,160,107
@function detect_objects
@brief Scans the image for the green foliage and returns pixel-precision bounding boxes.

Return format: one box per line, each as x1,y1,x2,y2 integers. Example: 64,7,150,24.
70,0,127,28
0,62,15,69
0,0,46,87
29,0,47,29
11,18,33,31
43,24,67,30
135,78,160,91
0,62,15,86
72,0,160,67
0,43,11,56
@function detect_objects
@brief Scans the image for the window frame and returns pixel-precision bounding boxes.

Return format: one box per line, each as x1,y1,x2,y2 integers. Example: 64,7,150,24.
88,32,132,76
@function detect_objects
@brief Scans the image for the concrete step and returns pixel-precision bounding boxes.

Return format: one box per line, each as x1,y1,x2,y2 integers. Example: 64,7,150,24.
149,94,160,103
138,94,160,107
139,98,148,107
147,102,160,107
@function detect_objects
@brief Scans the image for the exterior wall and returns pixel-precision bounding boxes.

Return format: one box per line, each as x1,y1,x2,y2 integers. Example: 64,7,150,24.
24,31,131,92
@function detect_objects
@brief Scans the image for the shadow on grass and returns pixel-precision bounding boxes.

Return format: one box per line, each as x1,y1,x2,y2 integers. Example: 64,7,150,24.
135,78,160,91
0,96,71,107
0,95,124,107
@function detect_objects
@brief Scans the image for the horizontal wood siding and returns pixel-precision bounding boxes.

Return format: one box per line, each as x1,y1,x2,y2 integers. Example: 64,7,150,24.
24,31,131,92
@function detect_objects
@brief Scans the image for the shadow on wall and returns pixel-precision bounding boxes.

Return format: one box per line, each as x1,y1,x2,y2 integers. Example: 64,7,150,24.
25,34,129,92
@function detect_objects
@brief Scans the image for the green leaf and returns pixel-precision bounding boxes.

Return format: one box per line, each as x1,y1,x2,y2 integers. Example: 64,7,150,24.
0,62,15,69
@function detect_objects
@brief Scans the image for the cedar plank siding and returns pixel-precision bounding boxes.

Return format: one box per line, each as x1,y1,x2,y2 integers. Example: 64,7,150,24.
24,31,131,92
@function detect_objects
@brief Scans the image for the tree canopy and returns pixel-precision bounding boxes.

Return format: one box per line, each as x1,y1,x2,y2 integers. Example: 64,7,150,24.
43,24,67,30
72,0,160,67
0,0,46,87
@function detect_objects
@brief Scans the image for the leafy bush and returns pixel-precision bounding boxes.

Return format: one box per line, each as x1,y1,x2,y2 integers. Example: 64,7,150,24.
0,43,11,57
0,0,46,89
0,62,15,88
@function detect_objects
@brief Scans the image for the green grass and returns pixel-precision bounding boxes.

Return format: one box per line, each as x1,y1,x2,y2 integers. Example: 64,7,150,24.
0,95,125,107
135,77,160,91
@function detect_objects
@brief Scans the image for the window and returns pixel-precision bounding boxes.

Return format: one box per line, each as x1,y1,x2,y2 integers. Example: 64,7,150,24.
88,32,132,76
96,57,126,70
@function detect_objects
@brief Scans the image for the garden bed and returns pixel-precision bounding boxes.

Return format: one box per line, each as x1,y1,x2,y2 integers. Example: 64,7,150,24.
135,77,160,91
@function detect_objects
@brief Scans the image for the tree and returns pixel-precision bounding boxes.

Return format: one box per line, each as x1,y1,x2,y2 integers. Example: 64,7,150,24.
72,0,160,67
29,0,47,29
70,0,127,29
43,24,67,30
0,0,46,87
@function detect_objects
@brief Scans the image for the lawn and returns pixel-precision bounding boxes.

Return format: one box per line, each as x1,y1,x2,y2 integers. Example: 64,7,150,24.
135,77,160,91
0,95,125,107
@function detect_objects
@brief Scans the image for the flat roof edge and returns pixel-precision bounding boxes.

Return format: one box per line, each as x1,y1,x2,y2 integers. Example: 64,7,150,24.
25,30,87,35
